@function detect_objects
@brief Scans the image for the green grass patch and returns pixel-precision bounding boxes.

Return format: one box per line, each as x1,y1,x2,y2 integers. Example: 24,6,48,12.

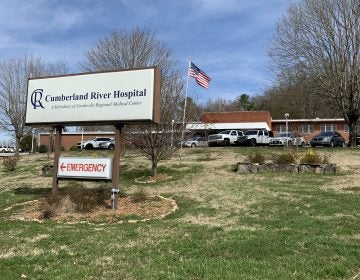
0,148,359,279
120,163,203,185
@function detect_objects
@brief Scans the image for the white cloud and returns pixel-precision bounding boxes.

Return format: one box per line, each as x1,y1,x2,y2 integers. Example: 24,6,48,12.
0,0,291,102
0,1,88,33
193,0,254,16
46,9,85,31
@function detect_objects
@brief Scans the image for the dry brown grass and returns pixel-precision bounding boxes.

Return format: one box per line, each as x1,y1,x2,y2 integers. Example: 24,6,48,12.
2,148,360,228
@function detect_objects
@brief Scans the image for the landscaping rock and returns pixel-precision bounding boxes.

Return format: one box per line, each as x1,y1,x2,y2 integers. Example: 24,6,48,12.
323,163,337,174
236,163,253,173
237,163,336,174
258,163,273,172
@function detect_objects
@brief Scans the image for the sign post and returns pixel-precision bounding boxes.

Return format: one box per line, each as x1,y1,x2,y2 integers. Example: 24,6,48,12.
52,125,62,197
26,67,161,209
112,124,123,209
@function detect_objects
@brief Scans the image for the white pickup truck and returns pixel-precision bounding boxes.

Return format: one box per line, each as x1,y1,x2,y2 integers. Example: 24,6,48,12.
208,130,244,146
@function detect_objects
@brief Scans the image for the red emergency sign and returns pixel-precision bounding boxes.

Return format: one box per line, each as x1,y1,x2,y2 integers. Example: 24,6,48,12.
57,157,112,179
60,162,107,172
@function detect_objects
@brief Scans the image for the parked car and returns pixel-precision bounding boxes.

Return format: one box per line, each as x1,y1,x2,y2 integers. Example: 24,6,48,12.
0,146,14,153
181,136,208,148
98,139,115,150
310,131,345,147
270,132,306,147
77,137,113,150
10,147,22,153
0,145,8,153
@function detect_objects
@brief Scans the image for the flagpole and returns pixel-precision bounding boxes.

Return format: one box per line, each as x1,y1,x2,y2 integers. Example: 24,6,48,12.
181,58,191,145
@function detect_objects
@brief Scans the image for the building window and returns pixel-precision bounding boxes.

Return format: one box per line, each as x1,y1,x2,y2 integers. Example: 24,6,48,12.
345,124,360,133
301,124,314,134
320,124,337,132
276,124,286,133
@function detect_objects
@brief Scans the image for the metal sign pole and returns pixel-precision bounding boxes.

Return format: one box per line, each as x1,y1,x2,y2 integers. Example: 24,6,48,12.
111,124,123,209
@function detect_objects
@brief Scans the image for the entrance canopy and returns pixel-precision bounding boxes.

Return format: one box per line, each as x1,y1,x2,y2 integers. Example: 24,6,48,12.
186,122,271,131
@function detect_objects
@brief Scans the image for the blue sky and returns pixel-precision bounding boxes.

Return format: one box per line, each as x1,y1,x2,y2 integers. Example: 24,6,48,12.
0,0,291,142
0,0,291,99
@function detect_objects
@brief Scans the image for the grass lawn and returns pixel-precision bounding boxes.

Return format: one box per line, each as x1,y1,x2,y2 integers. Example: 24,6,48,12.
0,147,359,279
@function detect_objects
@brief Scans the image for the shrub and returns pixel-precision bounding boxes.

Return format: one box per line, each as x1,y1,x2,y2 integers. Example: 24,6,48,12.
38,145,48,153
56,195,77,214
300,149,326,164
39,207,56,219
118,188,128,198
44,185,110,215
247,152,265,164
131,187,149,203
20,134,34,152
274,152,296,164
42,164,53,177
322,153,331,164
2,157,18,171
69,145,78,151
65,187,109,213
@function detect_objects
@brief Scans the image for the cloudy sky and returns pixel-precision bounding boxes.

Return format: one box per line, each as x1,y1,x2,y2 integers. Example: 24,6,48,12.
0,0,292,142
0,0,292,98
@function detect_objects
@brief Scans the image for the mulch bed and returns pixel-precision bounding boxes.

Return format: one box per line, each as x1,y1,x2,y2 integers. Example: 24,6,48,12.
10,195,177,224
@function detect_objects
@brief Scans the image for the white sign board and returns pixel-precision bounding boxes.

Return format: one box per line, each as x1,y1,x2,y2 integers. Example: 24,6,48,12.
57,157,112,180
26,67,160,125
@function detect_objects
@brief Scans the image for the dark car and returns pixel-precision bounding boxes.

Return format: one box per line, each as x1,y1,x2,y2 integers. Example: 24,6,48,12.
310,131,345,147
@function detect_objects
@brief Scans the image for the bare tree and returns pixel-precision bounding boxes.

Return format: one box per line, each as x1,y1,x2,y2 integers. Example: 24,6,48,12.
263,69,341,119
183,96,203,122
270,0,360,146
202,97,232,112
81,28,173,77
130,72,184,176
0,56,67,156
81,28,184,176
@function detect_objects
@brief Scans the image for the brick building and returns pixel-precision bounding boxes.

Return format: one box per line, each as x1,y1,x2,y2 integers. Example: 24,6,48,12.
187,111,352,143
38,111,356,150
38,131,114,151
271,118,351,143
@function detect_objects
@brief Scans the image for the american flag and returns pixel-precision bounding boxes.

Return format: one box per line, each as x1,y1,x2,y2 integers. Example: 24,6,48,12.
189,62,211,89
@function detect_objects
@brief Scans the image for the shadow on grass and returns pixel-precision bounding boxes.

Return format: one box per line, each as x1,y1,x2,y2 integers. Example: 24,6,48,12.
13,186,51,197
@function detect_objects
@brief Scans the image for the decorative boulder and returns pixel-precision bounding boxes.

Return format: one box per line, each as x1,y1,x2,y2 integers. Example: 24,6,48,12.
237,163,336,174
